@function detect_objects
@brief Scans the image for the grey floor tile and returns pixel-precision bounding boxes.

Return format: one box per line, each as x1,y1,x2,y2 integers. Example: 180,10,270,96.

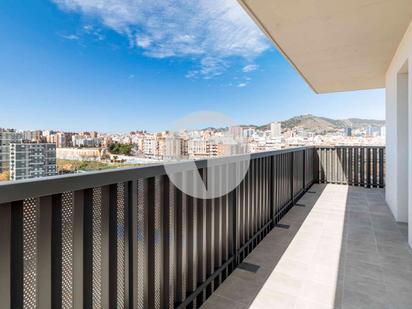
396,222,408,238
344,259,383,281
380,254,412,273
343,274,386,300
376,242,412,259
213,275,262,306
345,238,378,255
231,267,272,286
382,266,412,293
200,293,249,309
341,289,387,309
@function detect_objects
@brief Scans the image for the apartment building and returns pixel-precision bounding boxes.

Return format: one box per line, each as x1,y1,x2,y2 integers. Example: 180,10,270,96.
163,136,182,159
9,143,57,181
143,135,157,157
270,122,282,138
72,135,100,148
0,129,22,173
228,125,244,139
21,130,43,143
46,132,67,148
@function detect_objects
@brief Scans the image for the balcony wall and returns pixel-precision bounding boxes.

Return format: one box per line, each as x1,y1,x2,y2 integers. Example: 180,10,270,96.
385,20,412,246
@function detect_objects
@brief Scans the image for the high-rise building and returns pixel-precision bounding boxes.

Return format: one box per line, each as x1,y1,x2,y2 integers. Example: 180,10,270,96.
0,129,22,173
47,132,67,148
229,126,244,139
9,143,57,181
380,126,386,137
56,132,66,148
164,136,182,159
22,130,43,142
344,127,353,137
270,122,282,138
243,127,255,138
143,135,157,157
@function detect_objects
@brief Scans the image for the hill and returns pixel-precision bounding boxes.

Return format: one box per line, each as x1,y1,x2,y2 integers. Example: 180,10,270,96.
258,114,384,132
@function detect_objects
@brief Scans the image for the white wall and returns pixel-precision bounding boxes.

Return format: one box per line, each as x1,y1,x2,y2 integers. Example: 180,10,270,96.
385,21,412,247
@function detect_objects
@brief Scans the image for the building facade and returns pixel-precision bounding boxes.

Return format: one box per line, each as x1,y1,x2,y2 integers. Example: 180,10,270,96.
9,143,57,181
270,122,282,138
0,129,22,173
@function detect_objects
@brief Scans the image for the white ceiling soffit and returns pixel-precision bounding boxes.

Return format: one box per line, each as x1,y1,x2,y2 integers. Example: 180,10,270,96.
239,0,412,93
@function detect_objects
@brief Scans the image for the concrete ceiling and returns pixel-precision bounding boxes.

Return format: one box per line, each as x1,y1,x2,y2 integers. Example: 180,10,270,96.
239,0,412,93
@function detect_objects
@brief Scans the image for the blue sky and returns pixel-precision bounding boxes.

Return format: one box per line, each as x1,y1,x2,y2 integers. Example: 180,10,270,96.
0,0,385,132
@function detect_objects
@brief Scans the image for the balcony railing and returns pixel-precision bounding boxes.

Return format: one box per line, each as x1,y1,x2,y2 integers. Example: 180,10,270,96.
0,146,384,309
318,146,385,187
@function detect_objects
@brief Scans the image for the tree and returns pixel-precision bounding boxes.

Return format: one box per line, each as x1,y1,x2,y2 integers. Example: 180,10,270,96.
108,143,133,156
0,171,10,181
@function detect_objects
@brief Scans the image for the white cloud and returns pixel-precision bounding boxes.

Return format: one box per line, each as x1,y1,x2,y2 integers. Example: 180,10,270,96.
136,35,152,48
82,24,105,41
60,33,80,40
242,64,258,73
237,83,247,87
51,0,269,78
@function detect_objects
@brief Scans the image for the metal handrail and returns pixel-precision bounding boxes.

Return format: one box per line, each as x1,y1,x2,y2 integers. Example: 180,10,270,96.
0,146,312,204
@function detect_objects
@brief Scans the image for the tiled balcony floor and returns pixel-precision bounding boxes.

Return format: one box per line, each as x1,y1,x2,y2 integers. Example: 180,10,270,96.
201,184,412,309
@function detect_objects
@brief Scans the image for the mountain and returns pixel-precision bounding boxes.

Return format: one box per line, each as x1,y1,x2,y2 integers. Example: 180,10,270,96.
257,114,384,133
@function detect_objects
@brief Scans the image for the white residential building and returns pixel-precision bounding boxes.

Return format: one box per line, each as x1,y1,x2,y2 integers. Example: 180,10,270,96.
270,122,282,138
143,135,157,157
188,139,209,158
72,135,100,148
164,136,182,159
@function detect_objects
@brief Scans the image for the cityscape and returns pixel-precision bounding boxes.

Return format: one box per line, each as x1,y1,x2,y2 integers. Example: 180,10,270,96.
0,114,385,182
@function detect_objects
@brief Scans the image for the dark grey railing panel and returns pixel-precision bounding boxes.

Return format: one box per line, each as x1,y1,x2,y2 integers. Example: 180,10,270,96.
0,203,11,309
318,146,385,188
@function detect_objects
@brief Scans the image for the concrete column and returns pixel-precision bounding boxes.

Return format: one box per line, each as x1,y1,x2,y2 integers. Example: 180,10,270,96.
409,60,412,248
396,70,409,224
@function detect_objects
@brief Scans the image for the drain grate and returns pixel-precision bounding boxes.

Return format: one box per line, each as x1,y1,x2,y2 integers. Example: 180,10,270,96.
307,191,317,194
295,203,306,207
237,262,260,273
275,223,290,229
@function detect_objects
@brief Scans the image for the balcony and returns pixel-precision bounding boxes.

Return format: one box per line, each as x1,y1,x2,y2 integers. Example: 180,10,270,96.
1,146,408,309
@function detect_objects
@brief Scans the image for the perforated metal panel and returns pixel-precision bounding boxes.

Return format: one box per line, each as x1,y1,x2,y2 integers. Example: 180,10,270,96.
169,181,175,309
137,179,145,309
117,183,126,308
154,177,162,309
62,192,74,309
92,187,102,308
23,198,38,309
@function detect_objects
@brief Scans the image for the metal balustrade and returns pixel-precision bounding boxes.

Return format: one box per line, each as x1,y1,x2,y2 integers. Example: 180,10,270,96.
0,146,383,308
318,146,385,188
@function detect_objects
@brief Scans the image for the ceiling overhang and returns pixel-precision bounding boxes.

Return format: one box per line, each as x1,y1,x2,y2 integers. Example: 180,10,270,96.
239,0,412,93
